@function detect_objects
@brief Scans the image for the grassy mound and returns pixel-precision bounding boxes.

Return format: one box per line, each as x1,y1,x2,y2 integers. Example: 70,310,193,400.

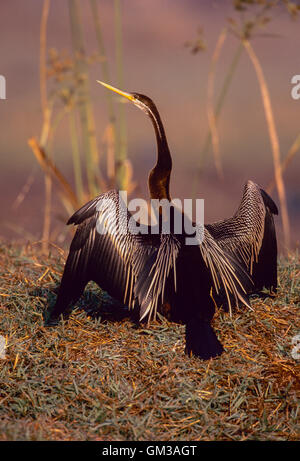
0,242,299,441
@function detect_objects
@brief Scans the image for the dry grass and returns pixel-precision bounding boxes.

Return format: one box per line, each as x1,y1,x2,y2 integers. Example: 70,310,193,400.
0,242,299,441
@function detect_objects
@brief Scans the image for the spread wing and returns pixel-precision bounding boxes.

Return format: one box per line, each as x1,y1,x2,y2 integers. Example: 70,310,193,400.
65,190,179,321
199,227,253,315
132,217,252,322
206,180,278,292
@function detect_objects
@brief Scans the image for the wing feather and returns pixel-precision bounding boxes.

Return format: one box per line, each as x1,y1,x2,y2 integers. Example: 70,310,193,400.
66,190,174,319
206,180,278,292
199,228,253,316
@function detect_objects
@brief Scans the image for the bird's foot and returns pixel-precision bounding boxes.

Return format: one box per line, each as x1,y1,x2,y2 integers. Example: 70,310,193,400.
185,320,224,360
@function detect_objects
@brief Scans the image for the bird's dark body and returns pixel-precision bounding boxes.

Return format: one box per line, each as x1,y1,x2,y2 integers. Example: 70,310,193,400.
46,197,225,359
169,243,224,358
45,84,278,360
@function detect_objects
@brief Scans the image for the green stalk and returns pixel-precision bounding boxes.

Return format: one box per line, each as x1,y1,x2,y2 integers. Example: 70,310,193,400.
89,0,115,122
69,110,84,203
114,0,127,190
89,0,118,186
68,0,101,197
192,41,243,197
40,0,51,254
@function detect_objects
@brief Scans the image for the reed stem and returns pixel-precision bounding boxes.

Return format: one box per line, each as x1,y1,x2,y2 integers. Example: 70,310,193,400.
69,110,84,203
243,39,290,250
267,132,300,194
192,40,243,197
40,0,51,254
90,0,118,187
114,0,127,190
207,27,228,181
68,0,101,197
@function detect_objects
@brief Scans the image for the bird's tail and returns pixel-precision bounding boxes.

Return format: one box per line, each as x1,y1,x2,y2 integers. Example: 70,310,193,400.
251,188,278,292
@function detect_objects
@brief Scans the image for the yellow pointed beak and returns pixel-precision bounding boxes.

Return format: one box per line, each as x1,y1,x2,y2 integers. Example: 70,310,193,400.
96,80,135,102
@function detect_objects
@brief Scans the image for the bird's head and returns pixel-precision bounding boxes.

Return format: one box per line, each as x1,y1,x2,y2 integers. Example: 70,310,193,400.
97,81,157,116
97,80,171,201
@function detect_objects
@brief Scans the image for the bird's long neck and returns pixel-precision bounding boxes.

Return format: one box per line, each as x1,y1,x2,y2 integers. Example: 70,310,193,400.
147,104,172,201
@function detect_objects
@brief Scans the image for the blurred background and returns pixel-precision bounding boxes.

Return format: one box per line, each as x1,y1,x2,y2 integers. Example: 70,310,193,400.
0,0,299,253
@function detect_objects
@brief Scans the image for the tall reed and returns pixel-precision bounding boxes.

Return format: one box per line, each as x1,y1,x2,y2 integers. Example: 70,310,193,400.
206,27,228,181
192,40,244,197
89,0,116,126
243,39,291,250
267,133,300,194
28,137,78,215
68,110,84,203
114,0,128,190
68,0,102,197
30,0,130,236
40,0,51,254
89,0,117,189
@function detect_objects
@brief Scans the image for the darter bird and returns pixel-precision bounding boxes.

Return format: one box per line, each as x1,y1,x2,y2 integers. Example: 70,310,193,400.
44,82,276,360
